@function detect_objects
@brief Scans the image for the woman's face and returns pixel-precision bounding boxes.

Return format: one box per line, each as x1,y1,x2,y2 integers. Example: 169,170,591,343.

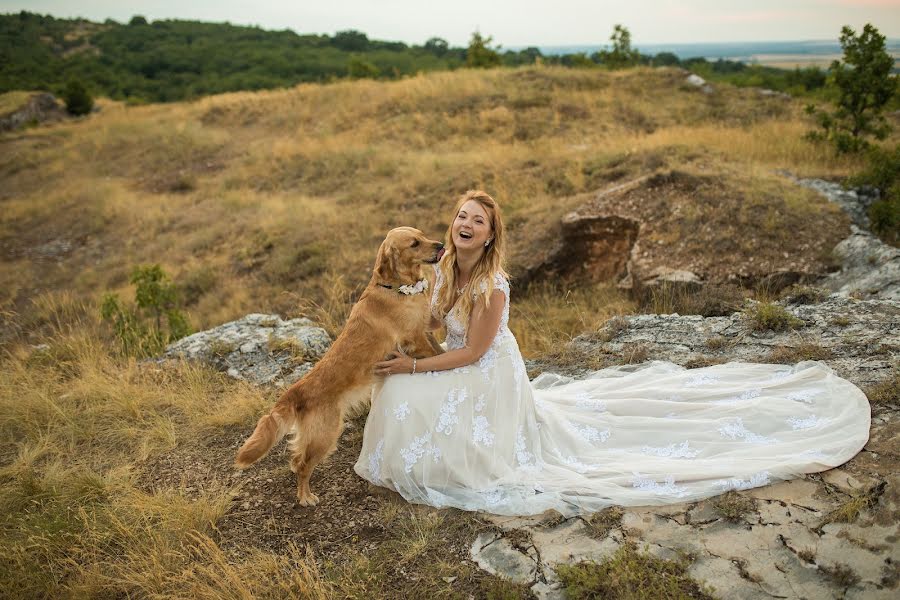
451,200,492,252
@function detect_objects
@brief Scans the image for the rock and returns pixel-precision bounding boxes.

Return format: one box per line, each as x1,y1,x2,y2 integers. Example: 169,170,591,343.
0,93,67,132
518,212,640,287
758,88,791,100
162,313,331,386
469,532,538,585
822,225,900,301
566,295,898,388
685,73,714,94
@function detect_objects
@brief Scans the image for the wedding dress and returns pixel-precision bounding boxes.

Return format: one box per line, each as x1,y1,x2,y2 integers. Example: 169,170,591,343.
353,268,871,516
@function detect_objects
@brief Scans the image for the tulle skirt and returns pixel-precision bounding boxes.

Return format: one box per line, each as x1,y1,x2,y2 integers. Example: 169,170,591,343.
354,336,870,516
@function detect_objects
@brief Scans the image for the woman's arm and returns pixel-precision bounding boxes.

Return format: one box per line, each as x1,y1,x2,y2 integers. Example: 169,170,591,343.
375,289,505,374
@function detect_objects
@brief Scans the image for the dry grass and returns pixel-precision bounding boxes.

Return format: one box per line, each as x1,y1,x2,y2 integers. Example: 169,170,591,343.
710,492,756,522
865,368,900,407
0,91,36,115
587,506,624,539
743,302,805,332
766,342,834,363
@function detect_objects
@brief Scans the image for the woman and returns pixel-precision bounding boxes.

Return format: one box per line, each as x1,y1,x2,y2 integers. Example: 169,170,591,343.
354,190,870,516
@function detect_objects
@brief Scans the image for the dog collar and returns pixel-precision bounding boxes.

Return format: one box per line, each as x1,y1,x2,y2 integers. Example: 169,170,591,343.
377,278,429,295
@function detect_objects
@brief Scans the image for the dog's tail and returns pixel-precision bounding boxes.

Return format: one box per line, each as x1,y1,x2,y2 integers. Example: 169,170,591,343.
234,399,296,469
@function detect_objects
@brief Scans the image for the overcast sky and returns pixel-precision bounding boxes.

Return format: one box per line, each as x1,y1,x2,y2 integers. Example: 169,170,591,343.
3,1,899,46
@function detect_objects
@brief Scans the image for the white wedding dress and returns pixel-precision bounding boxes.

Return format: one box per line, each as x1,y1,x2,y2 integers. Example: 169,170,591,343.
353,268,871,516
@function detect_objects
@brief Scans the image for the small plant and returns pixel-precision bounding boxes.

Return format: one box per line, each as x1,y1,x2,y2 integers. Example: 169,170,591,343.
557,541,715,599
766,342,833,363
621,343,649,365
587,506,623,539
710,491,756,522
705,336,728,350
830,315,851,327
780,284,828,305
820,563,861,589
865,368,900,407
744,302,804,332
100,264,191,356
208,339,236,358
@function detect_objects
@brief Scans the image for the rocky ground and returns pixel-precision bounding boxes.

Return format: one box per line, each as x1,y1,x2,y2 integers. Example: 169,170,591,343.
151,174,898,598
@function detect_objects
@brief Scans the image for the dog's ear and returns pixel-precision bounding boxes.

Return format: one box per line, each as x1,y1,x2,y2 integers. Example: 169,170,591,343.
375,242,399,282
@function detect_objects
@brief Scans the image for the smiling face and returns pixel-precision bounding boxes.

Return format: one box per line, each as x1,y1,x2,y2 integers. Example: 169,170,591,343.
451,200,493,252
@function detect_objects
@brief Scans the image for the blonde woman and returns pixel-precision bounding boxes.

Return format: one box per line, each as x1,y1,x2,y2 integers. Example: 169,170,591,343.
354,190,870,516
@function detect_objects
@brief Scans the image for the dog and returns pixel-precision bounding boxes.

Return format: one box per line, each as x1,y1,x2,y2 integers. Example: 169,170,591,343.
234,227,445,505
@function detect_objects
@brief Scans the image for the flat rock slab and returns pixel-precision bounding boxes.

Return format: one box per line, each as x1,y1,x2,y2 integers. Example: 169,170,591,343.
161,313,332,387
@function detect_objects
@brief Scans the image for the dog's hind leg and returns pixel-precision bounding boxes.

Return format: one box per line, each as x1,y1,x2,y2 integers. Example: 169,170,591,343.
294,408,342,506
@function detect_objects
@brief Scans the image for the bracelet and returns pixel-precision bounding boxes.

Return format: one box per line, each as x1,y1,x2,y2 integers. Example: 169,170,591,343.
412,358,417,374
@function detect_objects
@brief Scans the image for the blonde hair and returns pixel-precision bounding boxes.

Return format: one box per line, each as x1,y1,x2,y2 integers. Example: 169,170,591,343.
435,190,509,334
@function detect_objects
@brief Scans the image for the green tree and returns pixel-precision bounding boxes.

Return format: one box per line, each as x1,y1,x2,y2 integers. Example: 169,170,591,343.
806,24,897,153
597,24,641,69
347,56,380,79
62,79,93,115
424,37,448,56
100,264,191,356
128,15,148,26
466,31,501,69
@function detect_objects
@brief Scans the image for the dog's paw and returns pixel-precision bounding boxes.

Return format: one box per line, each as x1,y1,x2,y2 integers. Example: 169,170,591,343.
297,492,319,506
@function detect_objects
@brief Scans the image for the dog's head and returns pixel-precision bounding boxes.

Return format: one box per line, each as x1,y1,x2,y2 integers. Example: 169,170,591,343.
374,227,444,284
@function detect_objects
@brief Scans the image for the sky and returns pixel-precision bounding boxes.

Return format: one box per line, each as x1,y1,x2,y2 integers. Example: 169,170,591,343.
3,0,899,47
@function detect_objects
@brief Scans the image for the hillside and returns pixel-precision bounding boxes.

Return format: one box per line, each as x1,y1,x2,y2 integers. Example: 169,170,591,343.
1,65,899,598
2,66,889,352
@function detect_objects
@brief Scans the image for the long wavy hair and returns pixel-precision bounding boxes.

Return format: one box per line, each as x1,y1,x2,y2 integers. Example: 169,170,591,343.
434,190,509,335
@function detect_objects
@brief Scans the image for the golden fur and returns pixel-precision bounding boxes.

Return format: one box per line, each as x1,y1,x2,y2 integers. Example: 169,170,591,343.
234,227,444,505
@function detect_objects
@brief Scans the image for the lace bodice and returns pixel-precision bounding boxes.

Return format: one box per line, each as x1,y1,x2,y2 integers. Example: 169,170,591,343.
431,265,511,351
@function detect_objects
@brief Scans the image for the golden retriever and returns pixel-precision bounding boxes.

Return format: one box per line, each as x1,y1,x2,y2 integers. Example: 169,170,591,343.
234,227,445,505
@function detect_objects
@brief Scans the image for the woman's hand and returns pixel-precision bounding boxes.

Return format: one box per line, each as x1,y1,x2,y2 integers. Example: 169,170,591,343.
374,348,414,375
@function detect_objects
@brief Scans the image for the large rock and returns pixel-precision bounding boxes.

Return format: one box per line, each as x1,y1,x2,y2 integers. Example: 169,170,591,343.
518,211,641,287
0,93,67,131
566,295,898,388
162,313,332,386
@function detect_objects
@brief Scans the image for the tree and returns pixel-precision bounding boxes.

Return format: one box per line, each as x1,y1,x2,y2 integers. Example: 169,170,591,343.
128,15,148,26
466,31,501,69
332,29,369,52
424,37,448,56
347,57,379,79
63,79,93,115
806,24,897,153
596,24,641,69
652,52,680,67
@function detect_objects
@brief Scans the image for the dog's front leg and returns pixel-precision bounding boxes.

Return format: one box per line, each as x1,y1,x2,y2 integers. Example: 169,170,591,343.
407,331,443,358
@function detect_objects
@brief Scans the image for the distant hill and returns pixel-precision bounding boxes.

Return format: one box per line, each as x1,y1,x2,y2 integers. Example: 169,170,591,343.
0,12,475,103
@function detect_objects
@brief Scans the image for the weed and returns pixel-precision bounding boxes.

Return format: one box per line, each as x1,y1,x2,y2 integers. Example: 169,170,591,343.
744,302,804,332
710,492,756,522
766,342,833,363
557,541,715,599
208,338,236,358
705,336,728,350
621,343,650,365
865,369,900,407
830,315,851,327
820,563,861,589
780,284,828,305
587,506,624,539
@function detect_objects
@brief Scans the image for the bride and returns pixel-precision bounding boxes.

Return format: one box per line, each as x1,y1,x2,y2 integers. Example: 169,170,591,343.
353,190,871,516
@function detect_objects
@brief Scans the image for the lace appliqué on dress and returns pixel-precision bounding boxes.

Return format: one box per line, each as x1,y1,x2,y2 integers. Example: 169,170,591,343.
787,415,828,430
713,471,771,491
436,388,467,435
631,472,690,497
718,417,776,444
641,441,700,459
472,415,495,447
515,426,539,471
368,439,385,484
393,402,411,421
400,432,442,473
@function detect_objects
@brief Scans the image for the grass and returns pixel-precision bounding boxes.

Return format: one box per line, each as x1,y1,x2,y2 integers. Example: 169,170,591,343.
743,302,805,332
0,90,35,116
865,368,900,407
766,342,834,363
710,492,756,522
586,506,624,539
556,541,715,600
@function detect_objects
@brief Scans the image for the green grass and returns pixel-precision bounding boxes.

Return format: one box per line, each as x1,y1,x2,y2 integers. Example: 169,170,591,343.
557,542,715,599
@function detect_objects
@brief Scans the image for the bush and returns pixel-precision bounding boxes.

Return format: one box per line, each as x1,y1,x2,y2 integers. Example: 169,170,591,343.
100,265,191,356
848,144,900,244
62,79,93,116
466,31,501,69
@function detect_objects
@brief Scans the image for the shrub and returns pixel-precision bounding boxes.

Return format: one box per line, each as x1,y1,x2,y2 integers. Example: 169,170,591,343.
466,31,501,69
100,264,191,356
744,302,805,332
62,79,93,116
